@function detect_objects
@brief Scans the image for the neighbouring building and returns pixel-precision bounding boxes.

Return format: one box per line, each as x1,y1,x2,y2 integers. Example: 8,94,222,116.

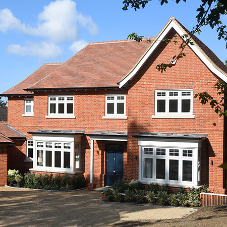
1,17,227,194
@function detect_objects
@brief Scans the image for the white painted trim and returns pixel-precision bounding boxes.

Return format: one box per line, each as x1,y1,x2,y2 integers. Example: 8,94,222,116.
22,114,34,117
46,115,76,119
102,116,127,119
89,135,127,141
118,19,227,88
152,115,195,119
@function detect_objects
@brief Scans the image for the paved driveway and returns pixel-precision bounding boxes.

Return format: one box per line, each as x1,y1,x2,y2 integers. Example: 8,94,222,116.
0,187,195,227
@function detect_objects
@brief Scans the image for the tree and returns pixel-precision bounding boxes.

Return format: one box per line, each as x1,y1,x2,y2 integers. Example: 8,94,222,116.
0,97,7,107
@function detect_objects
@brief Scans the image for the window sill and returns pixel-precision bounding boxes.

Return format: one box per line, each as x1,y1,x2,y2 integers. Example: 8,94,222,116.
29,168,76,174
46,115,76,119
102,116,127,119
140,180,198,188
152,115,195,119
22,114,34,117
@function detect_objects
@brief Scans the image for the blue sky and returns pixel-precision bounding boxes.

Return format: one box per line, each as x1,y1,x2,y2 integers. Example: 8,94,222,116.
0,0,226,98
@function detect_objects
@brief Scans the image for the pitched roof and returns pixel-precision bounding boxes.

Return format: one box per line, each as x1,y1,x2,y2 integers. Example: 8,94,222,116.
26,39,152,90
2,63,62,95
119,17,227,87
0,133,13,143
0,123,26,138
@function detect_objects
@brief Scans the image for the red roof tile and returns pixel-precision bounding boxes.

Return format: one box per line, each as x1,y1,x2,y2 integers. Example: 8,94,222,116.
0,133,13,143
26,39,153,90
2,63,62,95
0,123,25,138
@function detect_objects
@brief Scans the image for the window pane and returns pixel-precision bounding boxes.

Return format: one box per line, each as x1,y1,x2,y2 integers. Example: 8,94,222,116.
156,159,165,179
144,148,153,155
107,103,114,114
28,141,33,146
58,103,64,114
28,148,33,158
55,151,61,167
67,103,73,114
183,160,192,181
182,99,190,112
156,148,166,155
46,142,52,148
67,97,73,100
46,151,52,167
26,105,31,113
50,103,56,114
157,100,165,112
37,150,43,166
169,100,178,112
64,152,70,168
55,143,61,148
75,151,80,168
37,142,43,147
169,160,178,180
169,149,179,156
64,143,71,149
143,158,153,178
183,150,193,157
117,103,124,114
117,96,124,100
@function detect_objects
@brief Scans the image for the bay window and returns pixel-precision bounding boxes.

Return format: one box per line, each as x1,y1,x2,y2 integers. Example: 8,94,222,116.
139,139,201,187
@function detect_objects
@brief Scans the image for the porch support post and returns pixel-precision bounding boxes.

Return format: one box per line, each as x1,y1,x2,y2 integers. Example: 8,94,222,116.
90,139,94,183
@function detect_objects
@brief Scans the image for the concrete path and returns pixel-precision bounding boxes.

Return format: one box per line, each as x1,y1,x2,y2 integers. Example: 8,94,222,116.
0,187,196,226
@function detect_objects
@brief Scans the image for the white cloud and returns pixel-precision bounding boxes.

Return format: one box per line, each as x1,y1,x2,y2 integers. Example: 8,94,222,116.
69,40,88,53
0,0,98,43
0,8,26,33
6,42,62,59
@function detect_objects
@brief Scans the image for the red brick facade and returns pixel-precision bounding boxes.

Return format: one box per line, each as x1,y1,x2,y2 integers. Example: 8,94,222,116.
2,18,227,194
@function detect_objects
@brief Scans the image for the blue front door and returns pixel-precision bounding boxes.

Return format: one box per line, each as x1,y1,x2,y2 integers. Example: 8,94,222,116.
105,144,123,186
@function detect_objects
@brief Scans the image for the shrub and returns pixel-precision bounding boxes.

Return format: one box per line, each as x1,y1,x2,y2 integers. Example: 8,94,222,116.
134,182,145,191
60,175,69,189
40,174,50,187
103,188,114,202
134,190,145,204
15,174,23,183
24,172,36,188
113,179,127,193
7,169,19,184
50,175,61,190
157,191,169,205
169,194,179,206
178,193,188,206
160,184,170,194
125,190,134,202
188,188,201,207
146,183,159,194
113,189,123,202
146,191,156,204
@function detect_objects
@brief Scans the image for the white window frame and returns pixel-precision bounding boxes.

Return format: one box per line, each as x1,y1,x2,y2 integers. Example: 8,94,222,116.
23,98,34,116
30,134,81,174
138,139,201,187
25,140,34,162
103,94,127,119
153,89,194,118
46,95,75,118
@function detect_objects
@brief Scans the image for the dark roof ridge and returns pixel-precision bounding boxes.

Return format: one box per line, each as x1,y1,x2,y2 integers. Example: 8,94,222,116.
6,124,26,138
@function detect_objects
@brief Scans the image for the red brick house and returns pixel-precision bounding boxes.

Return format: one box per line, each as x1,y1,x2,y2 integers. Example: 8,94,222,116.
1,17,227,194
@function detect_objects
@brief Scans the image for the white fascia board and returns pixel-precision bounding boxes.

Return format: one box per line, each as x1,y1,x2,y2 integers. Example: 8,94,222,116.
119,20,227,88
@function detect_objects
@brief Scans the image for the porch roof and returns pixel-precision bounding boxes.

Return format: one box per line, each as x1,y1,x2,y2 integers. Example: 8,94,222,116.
86,131,128,141
28,129,85,135
133,132,208,140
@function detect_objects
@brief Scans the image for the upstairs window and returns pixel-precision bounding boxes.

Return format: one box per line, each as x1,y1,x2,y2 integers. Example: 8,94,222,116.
48,95,74,118
104,94,126,119
154,90,193,118
24,98,34,116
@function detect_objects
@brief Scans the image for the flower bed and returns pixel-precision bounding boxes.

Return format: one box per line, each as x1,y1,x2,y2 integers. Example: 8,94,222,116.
102,179,208,207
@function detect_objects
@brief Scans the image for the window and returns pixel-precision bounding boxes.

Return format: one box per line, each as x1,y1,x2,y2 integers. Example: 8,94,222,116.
141,145,198,187
154,90,194,118
23,98,34,116
27,140,34,159
104,94,126,119
33,141,75,172
48,95,74,118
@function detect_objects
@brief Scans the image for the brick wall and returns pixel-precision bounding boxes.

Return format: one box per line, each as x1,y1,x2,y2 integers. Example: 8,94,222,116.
0,145,8,186
5,31,226,193
126,31,225,194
